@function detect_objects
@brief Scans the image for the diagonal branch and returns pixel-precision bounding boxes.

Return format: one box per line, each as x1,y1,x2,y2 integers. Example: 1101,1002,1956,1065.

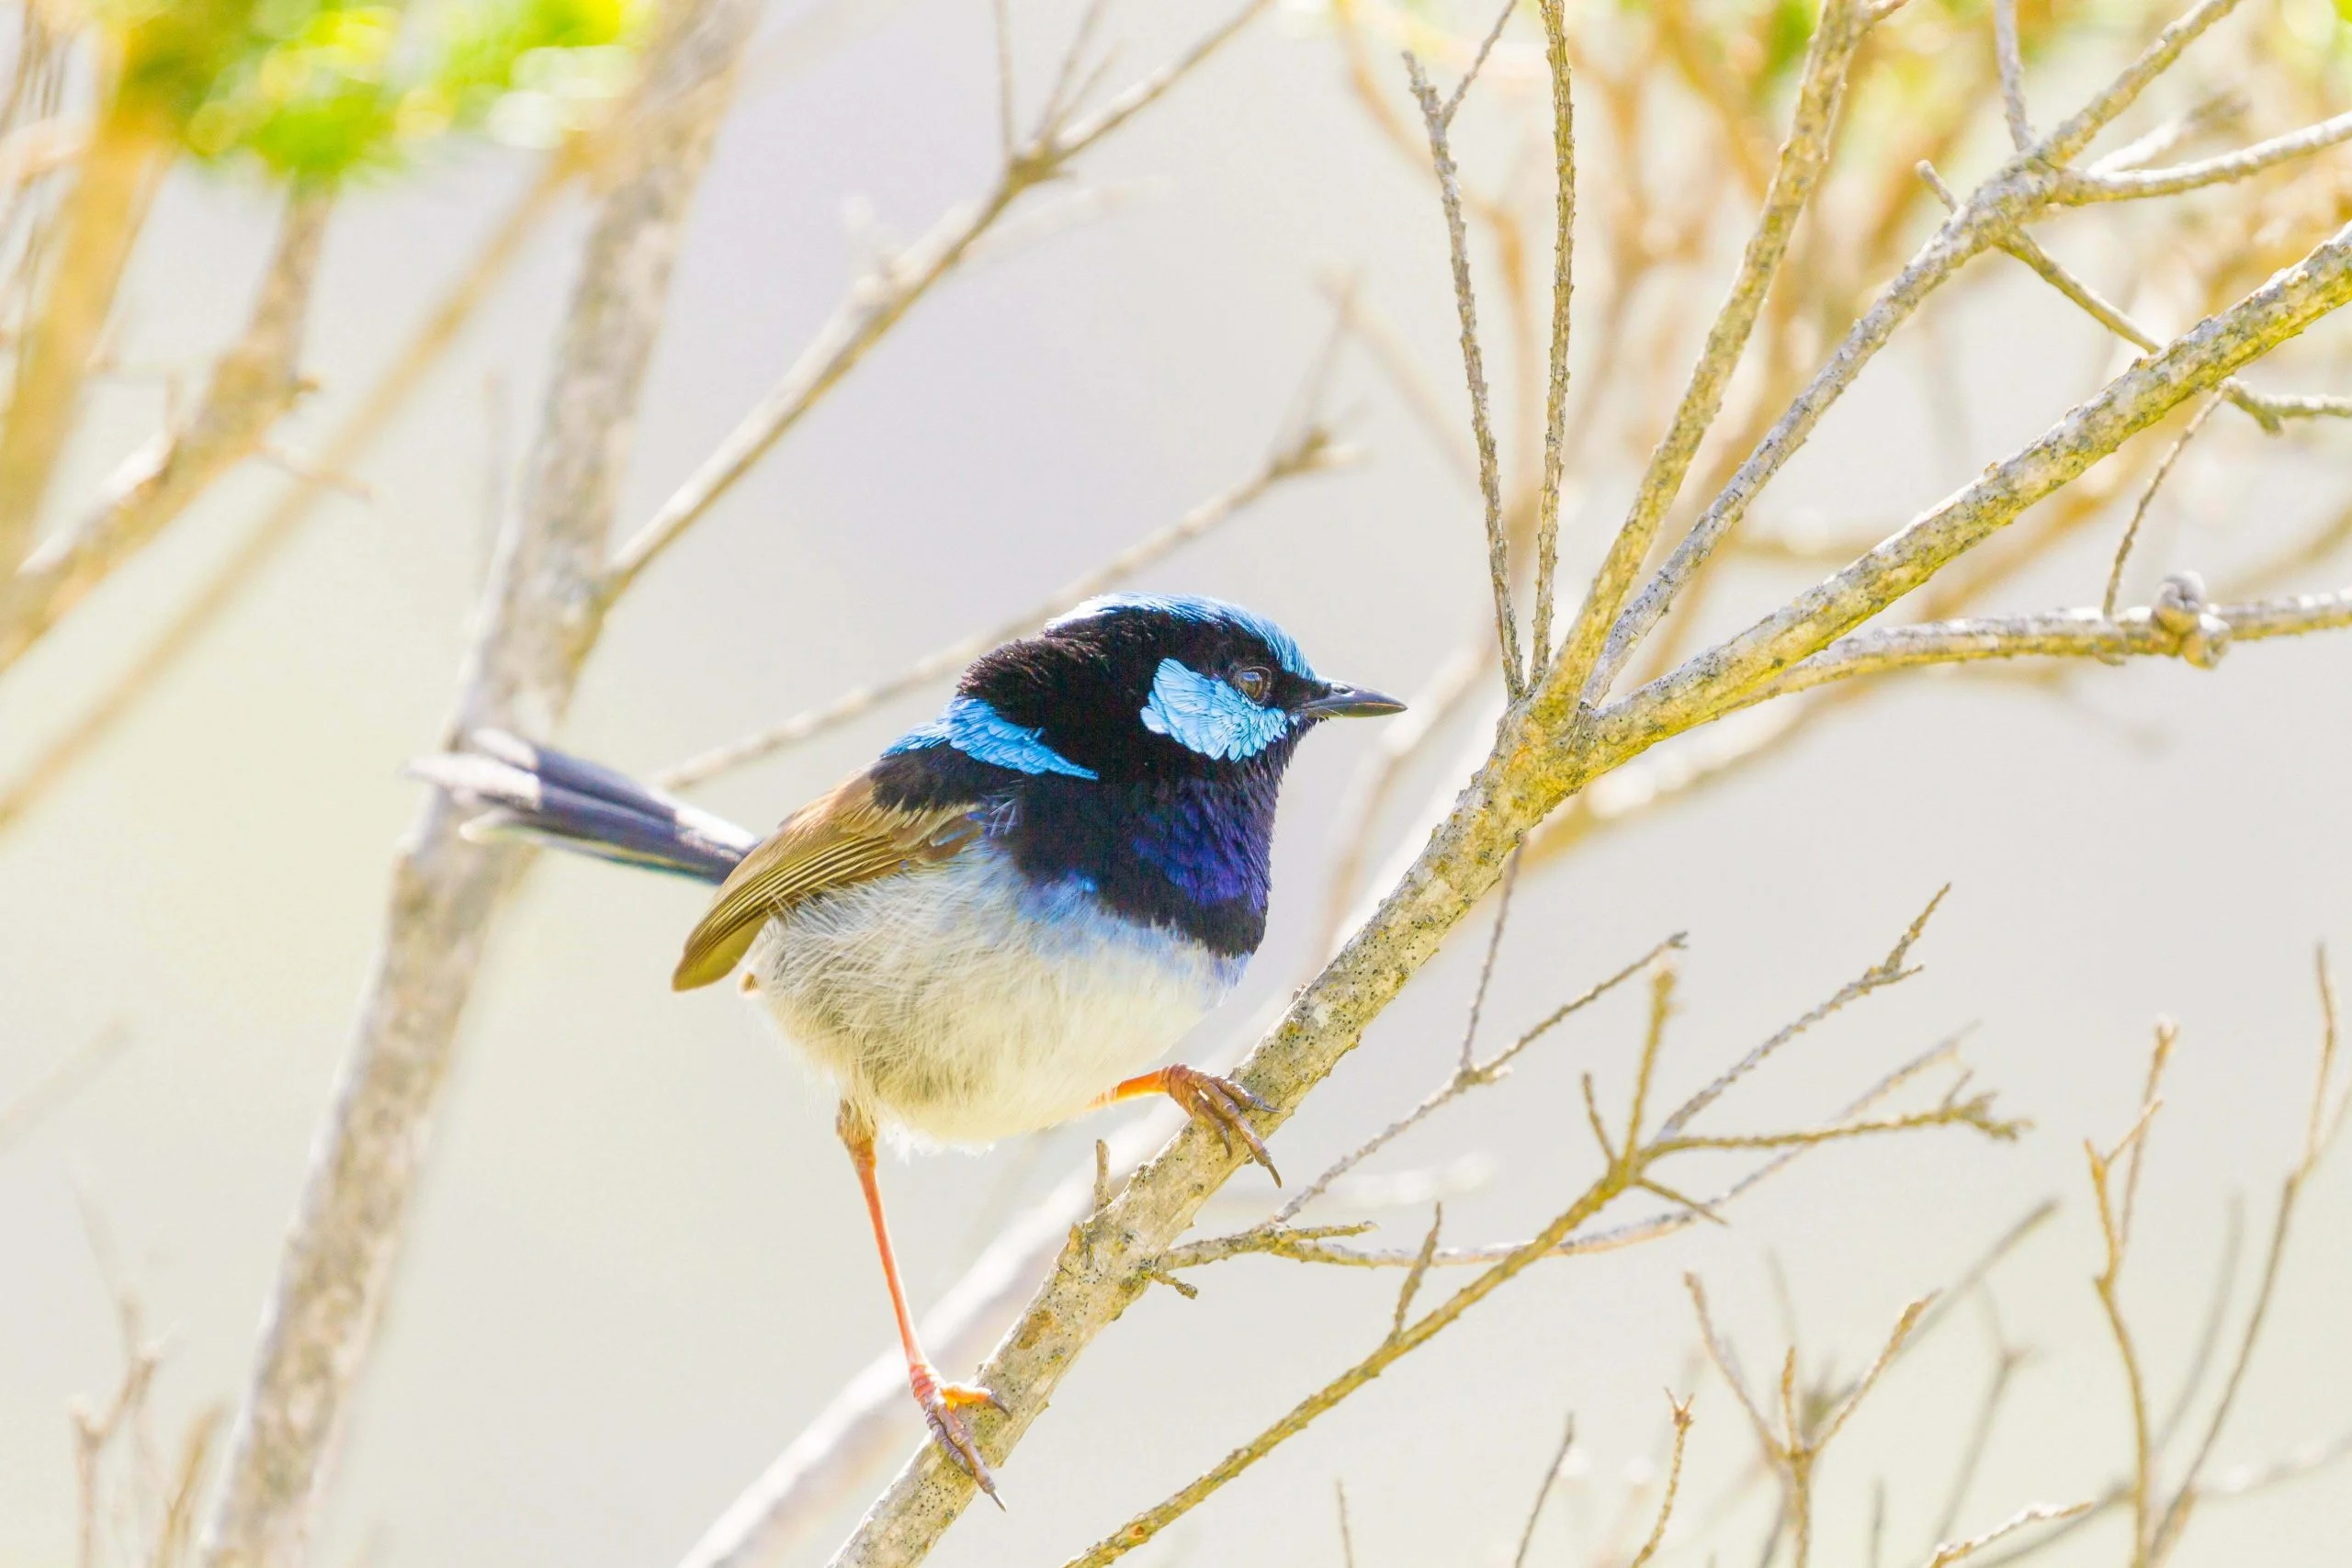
1552,0,1873,703
657,423,1348,789
1585,0,2260,703
0,189,331,674
1598,216,2352,750
0,103,164,576
1404,51,1522,694
0,159,571,839
599,0,1274,603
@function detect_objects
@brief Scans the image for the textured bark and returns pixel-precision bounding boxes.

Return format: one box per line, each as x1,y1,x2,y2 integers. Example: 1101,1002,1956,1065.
194,6,758,1564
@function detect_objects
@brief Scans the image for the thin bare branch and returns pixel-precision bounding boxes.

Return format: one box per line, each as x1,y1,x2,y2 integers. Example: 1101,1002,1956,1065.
2059,108,2352,202
989,0,1016,160
2037,0,2246,167
1992,0,2031,148
2145,958,2348,1562
1440,0,1518,127
1390,1204,1443,1337
1457,848,1521,1075
601,0,1276,601
1512,1414,1577,1568
1659,887,1943,1138
0,1021,130,1156
1914,164,2309,436
656,424,1348,788
0,106,163,576
1556,0,1873,702
1405,50,1522,694
0,190,331,673
2105,400,2218,617
1925,1501,2097,1568
1273,931,1680,1225
0,158,571,840
1627,1396,1694,1568
1528,0,1576,678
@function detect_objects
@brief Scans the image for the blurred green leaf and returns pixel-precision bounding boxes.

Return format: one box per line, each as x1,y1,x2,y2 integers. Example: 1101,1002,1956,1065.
98,0,649,181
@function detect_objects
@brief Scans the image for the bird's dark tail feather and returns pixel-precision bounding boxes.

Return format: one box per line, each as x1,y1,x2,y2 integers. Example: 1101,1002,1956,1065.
406,729,756,884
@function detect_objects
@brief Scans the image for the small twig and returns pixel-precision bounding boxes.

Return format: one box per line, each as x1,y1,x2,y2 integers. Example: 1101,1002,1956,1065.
1439,0,1519,127
1688,1273,1778,1456
1274,931,1679,1224
1991,0,2031,149
0,158,571,840
2145,955,2348,1562
2105,401,2219,619
1405,51,1523,695
1458,848,1521,1075
1659,886,1945,1138
2119,1021,2179,1254
1556,0,1873,704
1528,0,1577,679
1932,1295,2029,1543
1337,1479,1357,1568
989,0,1017,160
0,1021,130,1155
1,190,331,675
1315,269,1480,487
601,0,1277,603
1717,581,2352,715
2153,1192,2244,1454
1627,1395,1695,1568
1924,1501,2097,1568
1390,1204,1443,1338
1512,1413,1577,1568
2056,108,2352,203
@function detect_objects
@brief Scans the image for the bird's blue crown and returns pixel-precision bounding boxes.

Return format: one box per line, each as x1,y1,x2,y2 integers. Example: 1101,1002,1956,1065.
871,595,1388,961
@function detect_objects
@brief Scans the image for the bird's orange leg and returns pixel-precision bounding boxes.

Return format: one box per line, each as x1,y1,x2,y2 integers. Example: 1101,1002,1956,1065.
836,1100,1005,1502
1096,1065,1281,1184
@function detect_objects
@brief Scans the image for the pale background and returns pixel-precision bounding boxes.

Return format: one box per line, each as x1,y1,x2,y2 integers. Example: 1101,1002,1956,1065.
3,3,2349,1565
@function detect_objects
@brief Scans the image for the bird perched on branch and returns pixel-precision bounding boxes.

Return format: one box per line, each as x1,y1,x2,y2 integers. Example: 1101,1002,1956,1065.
409,593,1401,1497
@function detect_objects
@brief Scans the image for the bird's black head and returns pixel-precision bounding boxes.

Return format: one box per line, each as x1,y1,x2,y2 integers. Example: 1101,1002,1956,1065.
941,594,1403,784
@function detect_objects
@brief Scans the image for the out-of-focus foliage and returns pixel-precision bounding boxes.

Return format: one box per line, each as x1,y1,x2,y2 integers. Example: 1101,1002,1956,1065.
91,0,647,180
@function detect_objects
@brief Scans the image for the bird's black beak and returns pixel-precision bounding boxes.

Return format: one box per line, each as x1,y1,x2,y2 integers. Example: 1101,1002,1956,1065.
1298,681,1407,719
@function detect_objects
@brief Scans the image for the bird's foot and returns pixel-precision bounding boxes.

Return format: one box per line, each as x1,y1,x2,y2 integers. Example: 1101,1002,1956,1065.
910,1360,1006,1504
1159,1064,1281,1185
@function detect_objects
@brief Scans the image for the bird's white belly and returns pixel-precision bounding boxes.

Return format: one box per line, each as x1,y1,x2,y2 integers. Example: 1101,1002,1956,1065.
745,845,1242,1146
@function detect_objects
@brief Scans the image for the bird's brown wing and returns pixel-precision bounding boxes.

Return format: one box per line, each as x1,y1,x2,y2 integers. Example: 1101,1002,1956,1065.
671,773,981,991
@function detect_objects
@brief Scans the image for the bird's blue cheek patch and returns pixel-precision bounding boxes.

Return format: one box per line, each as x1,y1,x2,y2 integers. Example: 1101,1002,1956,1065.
1139,659,1292,761
886,695,1098,779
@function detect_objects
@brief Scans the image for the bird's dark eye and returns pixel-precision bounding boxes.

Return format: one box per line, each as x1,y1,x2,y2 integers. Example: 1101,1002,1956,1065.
1230,666,1272,704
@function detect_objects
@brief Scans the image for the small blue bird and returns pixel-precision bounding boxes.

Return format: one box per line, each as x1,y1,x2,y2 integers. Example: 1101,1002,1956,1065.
410,593,1401,1495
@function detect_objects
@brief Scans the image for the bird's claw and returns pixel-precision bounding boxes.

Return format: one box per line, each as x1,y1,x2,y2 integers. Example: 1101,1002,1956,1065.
910,1362,1004,1504
1162,1065,1281,1185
